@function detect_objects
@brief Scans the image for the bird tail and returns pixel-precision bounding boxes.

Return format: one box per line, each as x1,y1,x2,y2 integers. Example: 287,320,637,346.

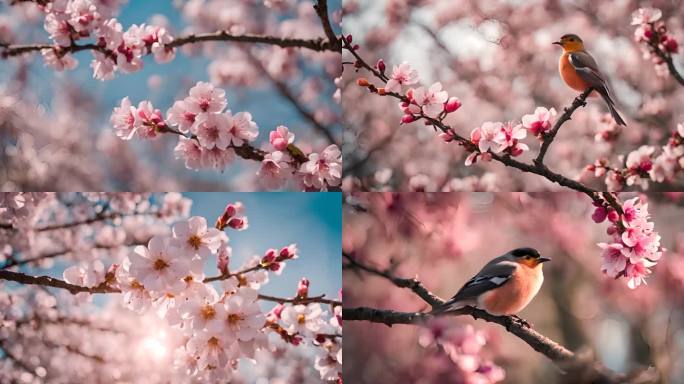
430,299,465,315
598,88,626,126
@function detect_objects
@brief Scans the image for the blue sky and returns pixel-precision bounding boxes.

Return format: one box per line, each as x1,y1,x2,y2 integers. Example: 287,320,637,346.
186,192,342,302
0,1,341,185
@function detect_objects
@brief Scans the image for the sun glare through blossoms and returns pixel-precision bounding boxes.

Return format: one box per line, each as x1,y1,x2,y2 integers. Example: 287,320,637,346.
0,192,342,383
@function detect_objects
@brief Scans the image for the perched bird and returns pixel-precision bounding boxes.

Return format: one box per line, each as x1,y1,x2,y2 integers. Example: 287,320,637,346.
553,33,626,126
431,248,550,317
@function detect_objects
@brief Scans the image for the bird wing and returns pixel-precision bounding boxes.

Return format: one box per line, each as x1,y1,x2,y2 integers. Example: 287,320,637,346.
444,257,518,305
568,51,615,102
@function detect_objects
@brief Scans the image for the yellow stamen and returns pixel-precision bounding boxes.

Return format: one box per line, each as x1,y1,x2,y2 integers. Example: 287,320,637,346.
200,305,216,320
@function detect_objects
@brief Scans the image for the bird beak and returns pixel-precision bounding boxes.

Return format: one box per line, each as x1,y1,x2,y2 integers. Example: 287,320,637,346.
538,257,551,263
552,41,562,46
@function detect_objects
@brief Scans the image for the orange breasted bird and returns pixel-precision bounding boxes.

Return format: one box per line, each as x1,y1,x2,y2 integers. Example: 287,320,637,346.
431,248,549,316
553,34,626,126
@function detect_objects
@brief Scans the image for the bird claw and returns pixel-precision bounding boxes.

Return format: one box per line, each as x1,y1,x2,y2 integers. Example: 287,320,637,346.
510,315,532,328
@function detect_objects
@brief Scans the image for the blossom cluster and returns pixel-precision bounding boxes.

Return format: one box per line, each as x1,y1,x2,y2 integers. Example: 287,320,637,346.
586,123,684,191
110,81,342,190
418,319,505,383
36,0,175,80
594,196,663,289
464,107,556,166
59,202,341,381
632,7,679,78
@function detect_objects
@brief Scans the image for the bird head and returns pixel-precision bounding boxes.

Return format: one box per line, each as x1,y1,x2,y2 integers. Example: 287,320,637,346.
553,34,585,52
509,247,551,268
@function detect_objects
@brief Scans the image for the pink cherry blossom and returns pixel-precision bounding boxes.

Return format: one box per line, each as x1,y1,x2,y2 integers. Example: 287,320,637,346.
186,330,235,369
129,236,187,292
299,144,342,190
174,136,204,170
222,288,264,341
269,125,295,151
172,216,222,259
91,51,116,81
110,97,137,140
281,303,324,336
257,151,291,190
598,242,627,277
134,100,167,139
631,7,662,25
385,62,419,93
166,100,197,134
185,81,227,120
63,260,105,288
471,121,503,154
201,146,235,171
624,260,656,289
412,82,449,117
521,107,557,136
41,48,78,71
196,113,230,150
494,122,528,155
226,111,259,146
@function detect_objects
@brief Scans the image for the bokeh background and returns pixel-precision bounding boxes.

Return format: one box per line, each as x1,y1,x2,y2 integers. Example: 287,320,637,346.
341,0,684,191
343,192,684,383
0,1,341,191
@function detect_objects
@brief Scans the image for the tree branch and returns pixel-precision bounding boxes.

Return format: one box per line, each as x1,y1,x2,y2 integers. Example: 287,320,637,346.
0,270,119,294
343,254,625,383
343,252,443,307
534,87,593,165
1,31,337,59
258,293,341,306
313,0,341,52
645,33,684,87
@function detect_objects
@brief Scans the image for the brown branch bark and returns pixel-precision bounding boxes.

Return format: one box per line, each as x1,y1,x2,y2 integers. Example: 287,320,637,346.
0,270,120,294
313,0,341,52
343,254,626,384
1,32,337,59
258,293,341,306
0,269,335,307
534,87,593,165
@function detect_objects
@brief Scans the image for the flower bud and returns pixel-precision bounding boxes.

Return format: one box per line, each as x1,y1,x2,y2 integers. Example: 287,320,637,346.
296,277,310,299
401,114,417,124
261,249,277,265
444,97,462,113
357,78,370,87
376,59,386,73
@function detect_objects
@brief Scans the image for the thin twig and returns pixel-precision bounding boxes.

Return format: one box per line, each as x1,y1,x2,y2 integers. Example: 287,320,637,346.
258,293,341,306
534,87,593,165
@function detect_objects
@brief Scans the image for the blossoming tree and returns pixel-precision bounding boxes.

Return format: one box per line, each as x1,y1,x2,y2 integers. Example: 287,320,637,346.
342,1,683,193
342,192,684,383
0,192,342,382
0,0,342,191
